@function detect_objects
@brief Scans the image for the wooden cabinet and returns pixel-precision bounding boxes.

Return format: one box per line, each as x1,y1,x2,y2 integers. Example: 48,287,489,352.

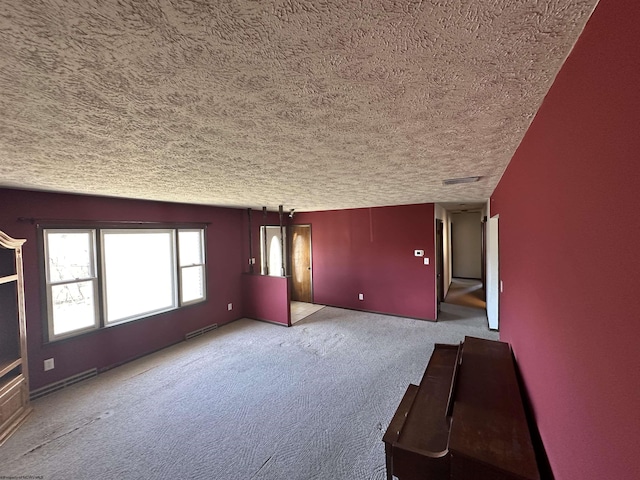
0,230,32,446
384,337,540,480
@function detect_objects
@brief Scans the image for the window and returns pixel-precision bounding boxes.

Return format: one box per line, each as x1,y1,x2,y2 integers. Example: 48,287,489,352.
102,229,177,324
43,226,206,341
44,230,99,337
260,226,286,276
178,229,206,305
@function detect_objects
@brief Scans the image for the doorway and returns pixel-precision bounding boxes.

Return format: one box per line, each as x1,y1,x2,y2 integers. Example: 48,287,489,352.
289,224,312,302
436,219,445,312
451,211,483,279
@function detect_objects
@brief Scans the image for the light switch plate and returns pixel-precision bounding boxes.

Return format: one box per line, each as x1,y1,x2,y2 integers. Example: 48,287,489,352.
414,249,424,257
424,258,429,265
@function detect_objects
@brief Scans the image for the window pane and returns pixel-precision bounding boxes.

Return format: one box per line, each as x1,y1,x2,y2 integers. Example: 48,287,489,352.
269,235,282,277
46,231,94,282
181,265,204,303
102,231,176,323
178,230,203,266
51,281,97,335
261,226,285,276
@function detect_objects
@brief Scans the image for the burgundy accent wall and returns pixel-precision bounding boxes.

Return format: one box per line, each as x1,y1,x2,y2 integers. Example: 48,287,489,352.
0,188,245,390
295,204,436,320
491,1,640,479
242,274,290,326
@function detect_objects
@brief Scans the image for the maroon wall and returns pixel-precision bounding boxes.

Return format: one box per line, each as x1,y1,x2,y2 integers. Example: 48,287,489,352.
491,1,640,478
295,204,436,320
0,188,245,390
242,274,290,326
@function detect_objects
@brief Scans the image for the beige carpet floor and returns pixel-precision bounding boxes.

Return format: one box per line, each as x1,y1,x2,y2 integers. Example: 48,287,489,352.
0,306,496,480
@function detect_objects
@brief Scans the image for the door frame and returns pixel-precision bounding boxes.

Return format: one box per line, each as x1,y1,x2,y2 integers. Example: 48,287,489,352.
486,215,499,331
288,224,313,303
435,219,445,312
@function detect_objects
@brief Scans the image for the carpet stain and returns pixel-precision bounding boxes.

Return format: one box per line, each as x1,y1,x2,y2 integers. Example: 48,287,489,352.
251,454,274,479
20,411,114,457
298,331,345,356
123,365,160,380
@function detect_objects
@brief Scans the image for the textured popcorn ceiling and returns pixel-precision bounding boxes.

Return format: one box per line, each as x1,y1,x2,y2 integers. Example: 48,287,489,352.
0,0,598,212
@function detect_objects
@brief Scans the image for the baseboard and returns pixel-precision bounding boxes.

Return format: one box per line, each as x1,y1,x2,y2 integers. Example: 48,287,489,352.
30,368,98,400
248,316,290,327
318,303,437,322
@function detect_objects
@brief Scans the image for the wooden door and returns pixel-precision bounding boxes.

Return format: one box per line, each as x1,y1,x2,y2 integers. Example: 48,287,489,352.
290,225,312,303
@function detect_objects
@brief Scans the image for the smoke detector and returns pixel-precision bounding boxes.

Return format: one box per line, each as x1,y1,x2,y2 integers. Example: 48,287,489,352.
443,176,481,186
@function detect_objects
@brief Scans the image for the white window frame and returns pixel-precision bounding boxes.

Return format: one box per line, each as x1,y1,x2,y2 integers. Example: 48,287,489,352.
178,229,207,306
43,229,100,340
42,226,207,342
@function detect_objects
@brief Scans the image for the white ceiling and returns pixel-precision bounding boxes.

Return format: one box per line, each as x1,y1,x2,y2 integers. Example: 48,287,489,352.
0,0,598,212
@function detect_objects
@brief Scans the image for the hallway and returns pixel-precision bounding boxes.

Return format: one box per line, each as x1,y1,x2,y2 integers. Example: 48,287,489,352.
437,278,489,328
444,278,486,310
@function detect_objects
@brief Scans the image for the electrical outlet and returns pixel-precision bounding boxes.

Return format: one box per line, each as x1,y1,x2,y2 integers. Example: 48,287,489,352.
44,358,55,371
358,293,364,301
227,303,233,311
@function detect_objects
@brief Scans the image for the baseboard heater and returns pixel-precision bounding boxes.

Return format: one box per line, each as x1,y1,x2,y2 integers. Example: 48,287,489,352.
185,323,218,340
30,368,98,401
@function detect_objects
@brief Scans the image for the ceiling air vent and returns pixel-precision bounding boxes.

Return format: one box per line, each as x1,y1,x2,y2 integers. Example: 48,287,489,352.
443,176,481,186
